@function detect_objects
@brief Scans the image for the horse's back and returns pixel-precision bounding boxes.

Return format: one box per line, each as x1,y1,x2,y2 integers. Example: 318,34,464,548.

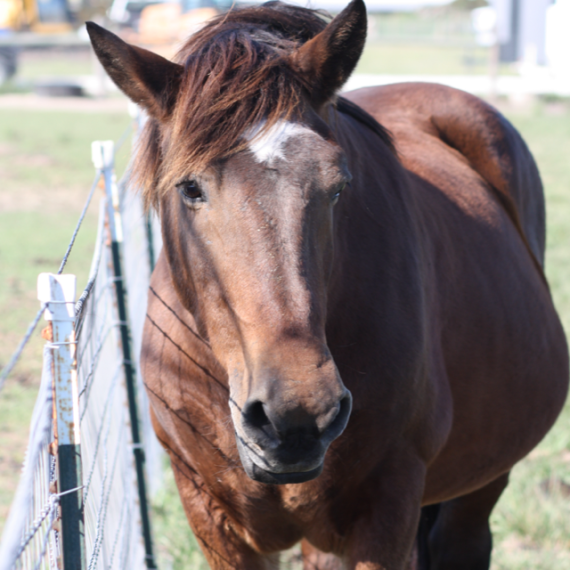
345,82,545,264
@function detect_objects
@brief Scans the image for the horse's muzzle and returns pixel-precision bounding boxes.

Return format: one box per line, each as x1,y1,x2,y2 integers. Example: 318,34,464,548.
235,391,352,484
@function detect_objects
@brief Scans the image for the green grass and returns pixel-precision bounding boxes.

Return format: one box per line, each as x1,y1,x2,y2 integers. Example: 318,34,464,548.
0,9,508,94
0,50,93,93
357,42,513,76
356,10,515,76
367,9,474,43
0,110,130,191
0,108,131,365
0,212,98,367
16,50,93,80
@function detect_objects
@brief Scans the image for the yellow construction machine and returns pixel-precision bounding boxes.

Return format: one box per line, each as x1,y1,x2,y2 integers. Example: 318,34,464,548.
0,0,74,82
0,0,230,85
0,0,73,33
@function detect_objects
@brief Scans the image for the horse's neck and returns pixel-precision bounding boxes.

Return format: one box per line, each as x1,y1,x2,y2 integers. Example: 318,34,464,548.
327,104,426,324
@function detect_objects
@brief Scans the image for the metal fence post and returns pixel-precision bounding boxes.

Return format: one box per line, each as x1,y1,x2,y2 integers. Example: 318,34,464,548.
92,141,158,569
37,273,86,570
145,214,156,273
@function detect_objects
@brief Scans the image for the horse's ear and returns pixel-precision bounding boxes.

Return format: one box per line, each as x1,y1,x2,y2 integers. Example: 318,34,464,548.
290,0,367,108
86,22,183,120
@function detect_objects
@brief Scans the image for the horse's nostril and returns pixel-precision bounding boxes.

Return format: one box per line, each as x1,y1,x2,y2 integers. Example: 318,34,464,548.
322,392,352,441
243,400,270,430
242,391,352,449
241,399,281,448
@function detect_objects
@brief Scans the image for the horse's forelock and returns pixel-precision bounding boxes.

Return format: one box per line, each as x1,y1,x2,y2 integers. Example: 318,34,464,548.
132,3,330,209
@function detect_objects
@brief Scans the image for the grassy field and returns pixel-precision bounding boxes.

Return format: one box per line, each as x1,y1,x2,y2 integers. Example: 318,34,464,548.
16,49,94,80
0,108,131,526
9,43,499,82
356,42,497,75
0,97,569,567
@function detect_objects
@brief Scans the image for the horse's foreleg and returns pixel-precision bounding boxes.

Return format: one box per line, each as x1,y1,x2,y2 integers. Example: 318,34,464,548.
427,472,510,570
344,451,426,570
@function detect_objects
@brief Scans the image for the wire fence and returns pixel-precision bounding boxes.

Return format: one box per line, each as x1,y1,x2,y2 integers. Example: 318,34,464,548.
0,112,163,570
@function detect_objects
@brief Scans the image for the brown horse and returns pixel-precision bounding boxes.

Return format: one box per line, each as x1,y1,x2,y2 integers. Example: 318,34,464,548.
87,1,569,568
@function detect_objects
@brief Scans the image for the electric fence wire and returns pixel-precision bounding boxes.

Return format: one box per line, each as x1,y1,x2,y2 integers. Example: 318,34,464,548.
75,197,107,330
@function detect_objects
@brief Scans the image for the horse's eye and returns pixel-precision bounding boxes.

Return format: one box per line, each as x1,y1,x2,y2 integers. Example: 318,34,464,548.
332,182,346,206
177,180,204,204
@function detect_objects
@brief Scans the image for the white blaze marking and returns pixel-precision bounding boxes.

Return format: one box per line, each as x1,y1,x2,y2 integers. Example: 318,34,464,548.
246,120,317,163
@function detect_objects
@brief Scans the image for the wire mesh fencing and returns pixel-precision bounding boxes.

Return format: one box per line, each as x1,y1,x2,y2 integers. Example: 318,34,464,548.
0,116,163,570
120,170,163,498
0,345,59,570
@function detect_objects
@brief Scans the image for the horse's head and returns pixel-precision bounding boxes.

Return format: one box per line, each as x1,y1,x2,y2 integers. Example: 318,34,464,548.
88,0,367,484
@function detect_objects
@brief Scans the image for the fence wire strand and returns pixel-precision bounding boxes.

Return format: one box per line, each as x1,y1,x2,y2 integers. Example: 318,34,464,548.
56,168,102,276
0,166,103,392
76,198,107,329
0,306,46,392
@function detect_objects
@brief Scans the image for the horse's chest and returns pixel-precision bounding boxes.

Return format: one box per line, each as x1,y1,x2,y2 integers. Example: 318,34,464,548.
231,486,343,553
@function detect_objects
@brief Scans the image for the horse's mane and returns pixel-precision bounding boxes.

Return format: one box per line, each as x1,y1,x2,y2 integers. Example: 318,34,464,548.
336,96,394,154
134,1,393,208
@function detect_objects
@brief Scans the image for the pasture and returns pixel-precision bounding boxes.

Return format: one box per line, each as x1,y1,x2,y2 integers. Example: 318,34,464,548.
0,96,568,568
